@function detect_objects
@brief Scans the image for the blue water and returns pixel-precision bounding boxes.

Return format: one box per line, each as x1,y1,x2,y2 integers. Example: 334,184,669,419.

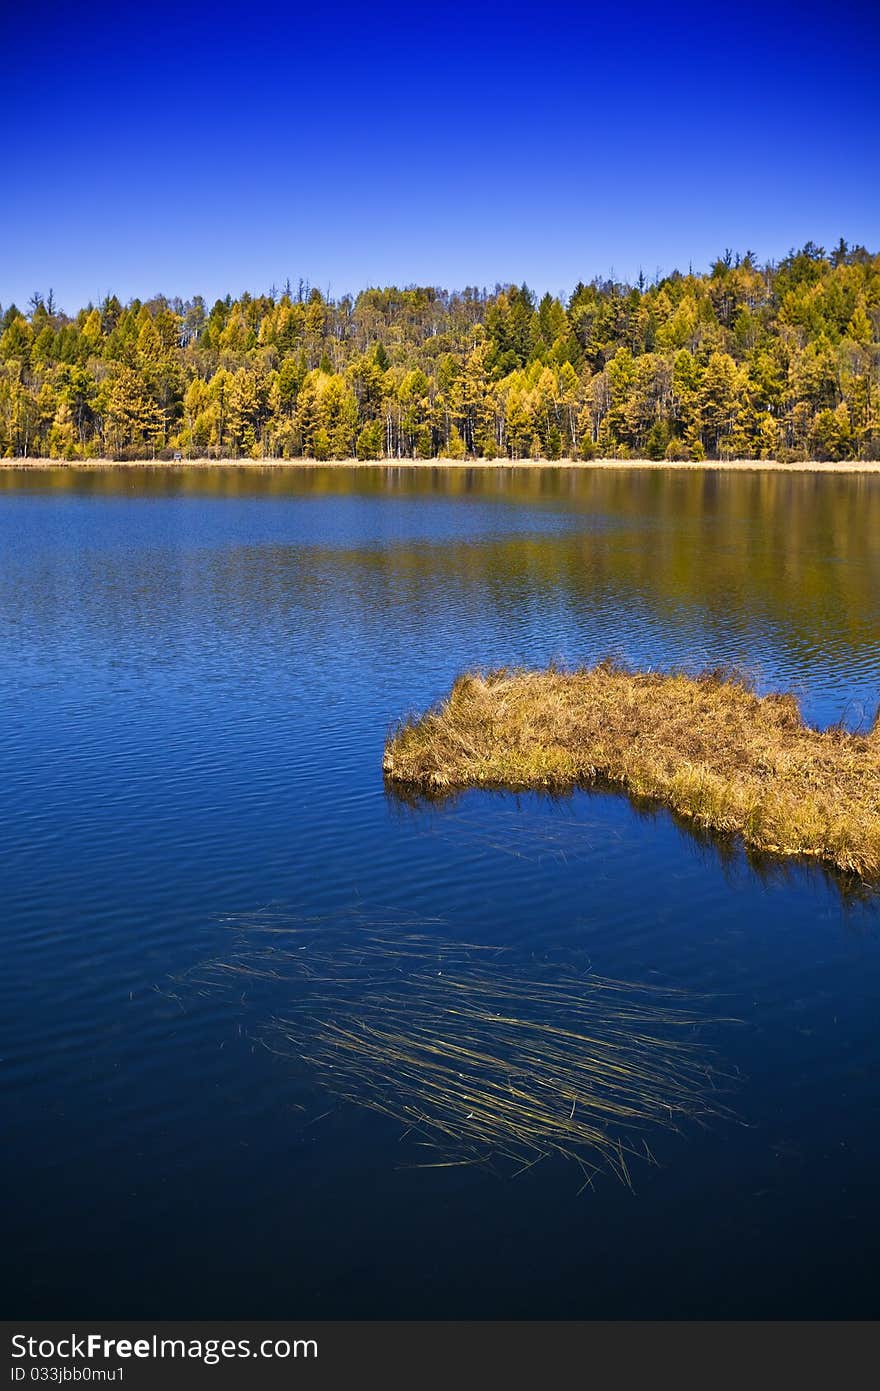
1,464,879,1317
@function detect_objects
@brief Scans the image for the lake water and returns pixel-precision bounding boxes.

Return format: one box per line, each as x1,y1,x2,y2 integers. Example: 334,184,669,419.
1,463,879,1319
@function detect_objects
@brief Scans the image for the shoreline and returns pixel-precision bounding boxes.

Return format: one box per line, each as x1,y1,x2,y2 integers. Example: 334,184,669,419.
2,455,880,474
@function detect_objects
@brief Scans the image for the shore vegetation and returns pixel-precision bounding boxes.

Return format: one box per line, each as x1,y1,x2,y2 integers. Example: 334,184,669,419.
2,241,879,463
384,664,880,878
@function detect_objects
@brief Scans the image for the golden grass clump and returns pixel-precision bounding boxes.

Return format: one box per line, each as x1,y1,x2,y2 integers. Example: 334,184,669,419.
185,915,722,1188
383,663,880,878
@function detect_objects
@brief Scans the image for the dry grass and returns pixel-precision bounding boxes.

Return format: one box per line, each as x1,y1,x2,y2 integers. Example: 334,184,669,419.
184,915,722,1187
384,663,880,879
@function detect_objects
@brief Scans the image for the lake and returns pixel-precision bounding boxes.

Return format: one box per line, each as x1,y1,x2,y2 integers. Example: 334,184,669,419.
1,463,879,1319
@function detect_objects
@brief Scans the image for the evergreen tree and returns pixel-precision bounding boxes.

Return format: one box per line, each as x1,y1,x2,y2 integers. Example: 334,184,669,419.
2,244,877,462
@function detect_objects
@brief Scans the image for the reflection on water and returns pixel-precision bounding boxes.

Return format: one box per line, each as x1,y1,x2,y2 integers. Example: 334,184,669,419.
2,464,877,729
1,464,880,1318
386,782,880,906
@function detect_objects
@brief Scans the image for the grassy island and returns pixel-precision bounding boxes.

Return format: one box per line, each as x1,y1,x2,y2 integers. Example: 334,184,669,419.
384,664,880,879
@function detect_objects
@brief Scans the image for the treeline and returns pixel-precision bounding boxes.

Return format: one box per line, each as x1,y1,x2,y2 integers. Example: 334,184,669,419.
1,240,878,462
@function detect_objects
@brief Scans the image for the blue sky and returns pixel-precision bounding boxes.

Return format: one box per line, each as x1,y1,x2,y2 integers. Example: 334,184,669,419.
2,0,878,311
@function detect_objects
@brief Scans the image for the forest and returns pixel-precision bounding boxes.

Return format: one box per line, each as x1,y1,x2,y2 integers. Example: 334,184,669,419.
1,240,878,462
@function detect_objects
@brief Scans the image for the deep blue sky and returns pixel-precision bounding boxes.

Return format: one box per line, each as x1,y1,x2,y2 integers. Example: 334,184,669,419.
3,0,878,311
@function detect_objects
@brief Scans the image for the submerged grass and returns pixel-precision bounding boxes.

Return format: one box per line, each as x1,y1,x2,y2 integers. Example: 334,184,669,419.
383,662,880,879
184,914,724,1187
